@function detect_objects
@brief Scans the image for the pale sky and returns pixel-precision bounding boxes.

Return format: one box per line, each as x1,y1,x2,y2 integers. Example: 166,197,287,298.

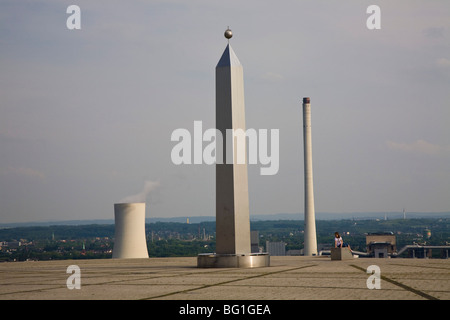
1,1,449,223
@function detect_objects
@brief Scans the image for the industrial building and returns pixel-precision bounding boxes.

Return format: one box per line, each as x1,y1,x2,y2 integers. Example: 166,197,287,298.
366,232,397,258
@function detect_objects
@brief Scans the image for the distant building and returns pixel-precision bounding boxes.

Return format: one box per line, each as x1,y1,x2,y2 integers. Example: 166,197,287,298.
366,232,396,258
251,231,260,253
266,241,286,256
4,241,22,248
286,250,301,256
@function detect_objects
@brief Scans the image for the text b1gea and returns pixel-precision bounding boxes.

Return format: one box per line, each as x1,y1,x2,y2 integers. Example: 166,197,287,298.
224,304,271,315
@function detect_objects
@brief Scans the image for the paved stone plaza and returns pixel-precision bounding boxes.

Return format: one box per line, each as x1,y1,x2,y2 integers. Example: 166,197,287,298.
0,256,448,300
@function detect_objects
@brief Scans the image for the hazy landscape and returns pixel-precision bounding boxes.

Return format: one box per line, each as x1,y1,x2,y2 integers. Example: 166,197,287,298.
1,216,448,262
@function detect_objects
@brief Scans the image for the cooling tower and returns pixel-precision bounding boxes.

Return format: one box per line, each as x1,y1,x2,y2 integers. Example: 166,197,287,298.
112,203,149,259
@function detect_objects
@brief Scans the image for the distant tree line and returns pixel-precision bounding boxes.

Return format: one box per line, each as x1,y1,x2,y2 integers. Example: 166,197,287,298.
0,218,448,261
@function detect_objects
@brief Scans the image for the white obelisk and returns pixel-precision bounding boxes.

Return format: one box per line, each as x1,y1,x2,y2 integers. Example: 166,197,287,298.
302,97,318,256
215,29,251,256
197,28,269,267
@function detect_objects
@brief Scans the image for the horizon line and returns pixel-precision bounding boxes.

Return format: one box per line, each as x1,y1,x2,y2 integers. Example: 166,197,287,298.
1,211,449,227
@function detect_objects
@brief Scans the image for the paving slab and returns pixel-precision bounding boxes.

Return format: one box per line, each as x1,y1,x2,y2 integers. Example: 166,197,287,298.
0,256,448,300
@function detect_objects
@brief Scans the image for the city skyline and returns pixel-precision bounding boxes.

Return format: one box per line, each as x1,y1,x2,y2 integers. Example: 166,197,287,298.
1,1,450,223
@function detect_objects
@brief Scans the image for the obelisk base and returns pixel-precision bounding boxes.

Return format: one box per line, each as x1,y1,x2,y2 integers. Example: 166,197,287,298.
197,253,270,268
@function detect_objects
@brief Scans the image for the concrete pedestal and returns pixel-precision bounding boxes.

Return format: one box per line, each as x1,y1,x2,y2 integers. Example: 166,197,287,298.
331,247,353,260
197,253,270,268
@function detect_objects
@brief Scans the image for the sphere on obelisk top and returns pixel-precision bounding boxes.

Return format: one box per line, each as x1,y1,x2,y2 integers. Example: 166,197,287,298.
224,27,233,39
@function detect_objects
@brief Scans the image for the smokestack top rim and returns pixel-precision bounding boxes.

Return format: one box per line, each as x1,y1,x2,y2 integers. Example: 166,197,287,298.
303,97,310,104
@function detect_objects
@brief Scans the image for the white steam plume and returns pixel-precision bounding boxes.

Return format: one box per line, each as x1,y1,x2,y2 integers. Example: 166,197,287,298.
120,180,160,203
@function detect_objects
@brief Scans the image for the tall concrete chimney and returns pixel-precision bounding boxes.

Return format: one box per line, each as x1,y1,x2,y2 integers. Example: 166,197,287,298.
302,97,318,256
112,203,149,259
